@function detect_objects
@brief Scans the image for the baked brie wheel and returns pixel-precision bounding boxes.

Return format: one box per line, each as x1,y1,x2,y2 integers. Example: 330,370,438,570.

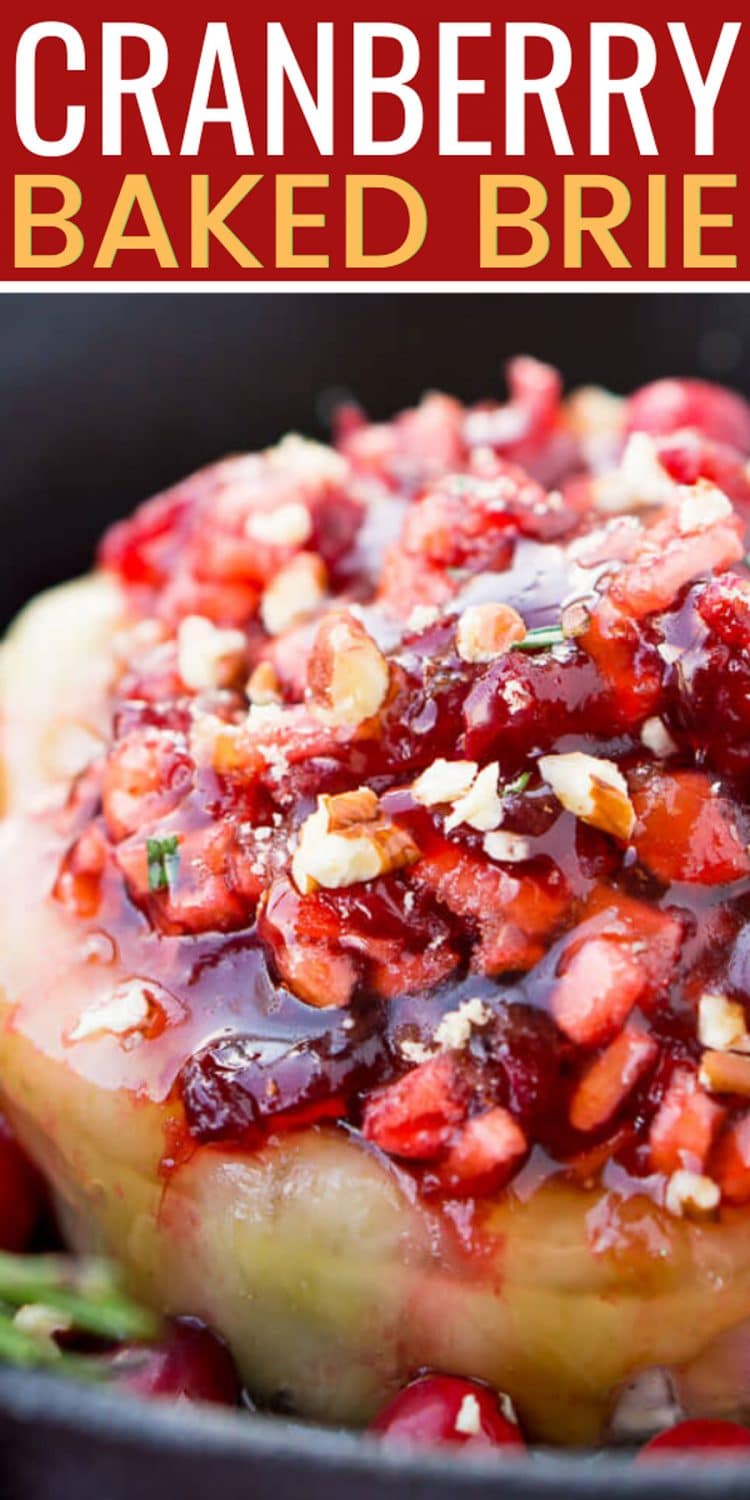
4,362,750,1445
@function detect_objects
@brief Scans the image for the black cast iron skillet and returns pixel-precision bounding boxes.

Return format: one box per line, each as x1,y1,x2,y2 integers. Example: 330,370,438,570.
2,291,750,1498
4,1367,750,1500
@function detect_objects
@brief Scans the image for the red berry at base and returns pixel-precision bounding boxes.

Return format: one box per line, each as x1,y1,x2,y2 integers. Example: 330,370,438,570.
108,1318,240,1406
369,1375,525,1451
0,1112,42,1251
638,1420,750,1459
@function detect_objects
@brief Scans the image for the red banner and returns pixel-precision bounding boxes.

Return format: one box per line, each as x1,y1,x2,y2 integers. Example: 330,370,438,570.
2,2,748,281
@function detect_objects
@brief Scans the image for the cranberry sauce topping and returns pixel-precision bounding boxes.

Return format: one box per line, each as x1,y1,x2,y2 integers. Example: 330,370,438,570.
50,361,750,1211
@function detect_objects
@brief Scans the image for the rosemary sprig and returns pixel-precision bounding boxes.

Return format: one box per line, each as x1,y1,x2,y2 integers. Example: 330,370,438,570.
511,625,566,653
146,834,180,893
503,771,531,797
0,1252,160,1348
0,1308,108,1380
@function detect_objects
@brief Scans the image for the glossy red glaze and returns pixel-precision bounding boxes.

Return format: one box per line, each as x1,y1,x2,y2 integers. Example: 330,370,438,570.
31,363,750,1213
369,1374,525,1450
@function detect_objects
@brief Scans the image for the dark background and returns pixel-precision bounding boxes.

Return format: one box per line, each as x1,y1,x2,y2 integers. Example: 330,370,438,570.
2,292,749,624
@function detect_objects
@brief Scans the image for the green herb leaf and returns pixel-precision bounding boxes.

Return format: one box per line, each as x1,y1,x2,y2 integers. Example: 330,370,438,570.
511,625,566,653
0,1252,161,1381
0,1253,160,1344
503,771,531,797
146,835,180,893
0,1308,109,1379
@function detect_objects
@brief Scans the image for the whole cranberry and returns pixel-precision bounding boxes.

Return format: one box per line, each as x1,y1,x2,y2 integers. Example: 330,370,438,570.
484,1004,566,1137
108,1318,240,1406
639,1420,750,1459
0,1112,42,1251
369,1375,525,1451
626,378,750,454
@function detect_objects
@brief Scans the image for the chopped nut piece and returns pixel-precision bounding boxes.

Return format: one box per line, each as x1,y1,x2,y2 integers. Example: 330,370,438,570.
399,1039,434,1065
189,710,242,770
445,762,504,833
565,384,625,444
700,1049,750,1097
247,660,282,706
292,803,376,891
291,793,420,894
561,600,591,639
483,829,531,863
456,602,527,663
434,998,492,1052
407,604,441,631
260,552,327,636
13,1304,73,1344
411,758,478,807
270,432,348,484
69,980,152,1042
245,501,312,547
640,716,678,759
247,702,286,731
664,1169,720,1220
595,432,676,514
323,787,379,829
678,483,733,534
698,993,749,1053
307,610,389,727
539,751,635,842
455,1394,482,1436
177,615,246,692
196,703,290,775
